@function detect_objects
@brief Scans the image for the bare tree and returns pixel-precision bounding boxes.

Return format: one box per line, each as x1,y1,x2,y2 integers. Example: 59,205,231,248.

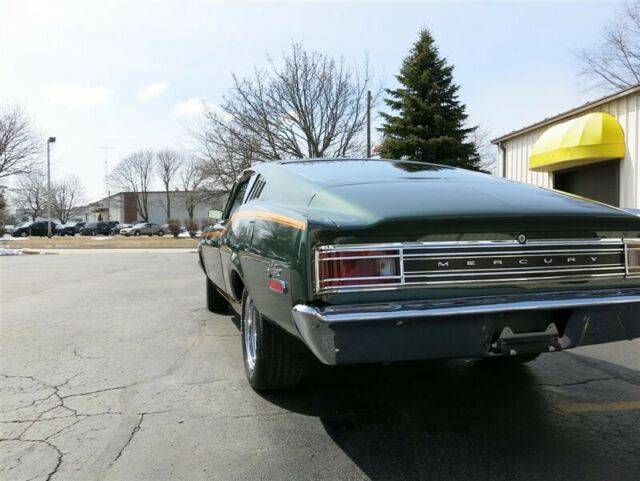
110,150,154,221
156,149,183,219
180,158,209,222
469,126,497,174
577,1,640,91
13,169,47,220
51,174,86,224
0,188,9,224
194,43,379,189
0,104,42,182
194,117,255,193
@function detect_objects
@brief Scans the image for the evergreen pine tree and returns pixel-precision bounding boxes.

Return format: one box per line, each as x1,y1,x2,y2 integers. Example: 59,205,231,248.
379,29,481,170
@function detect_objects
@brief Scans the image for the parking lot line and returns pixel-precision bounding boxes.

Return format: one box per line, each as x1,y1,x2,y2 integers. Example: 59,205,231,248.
556,400,640,413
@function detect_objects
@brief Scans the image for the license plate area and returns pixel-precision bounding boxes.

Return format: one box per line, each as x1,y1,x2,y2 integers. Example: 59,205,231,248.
492,323,561,356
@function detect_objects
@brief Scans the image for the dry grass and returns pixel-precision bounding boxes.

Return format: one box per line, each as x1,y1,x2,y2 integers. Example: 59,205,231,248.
0,235,199,249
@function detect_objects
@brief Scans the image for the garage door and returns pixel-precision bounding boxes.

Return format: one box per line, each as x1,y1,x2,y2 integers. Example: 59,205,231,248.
553,160,619,207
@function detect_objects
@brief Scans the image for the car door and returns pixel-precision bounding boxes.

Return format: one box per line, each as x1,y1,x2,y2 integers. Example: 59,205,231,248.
204,175,252,296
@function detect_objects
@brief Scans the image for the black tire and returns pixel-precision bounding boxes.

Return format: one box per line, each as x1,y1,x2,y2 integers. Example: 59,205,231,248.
241,290,304,391
134,230,141,236
206,277,228,313
21,231,28,237
157,230,165,236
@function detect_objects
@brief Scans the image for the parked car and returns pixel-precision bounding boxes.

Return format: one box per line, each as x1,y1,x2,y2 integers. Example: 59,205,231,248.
12,220,58,237
79,221,114,236
120,222,165,236
162,223,186,234
109,223,131,235
56,222,80,236
198,158,640,391
73,222,86,234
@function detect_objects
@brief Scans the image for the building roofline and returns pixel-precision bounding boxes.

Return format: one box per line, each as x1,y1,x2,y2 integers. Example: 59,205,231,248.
491,83,640,144
87,189,227,205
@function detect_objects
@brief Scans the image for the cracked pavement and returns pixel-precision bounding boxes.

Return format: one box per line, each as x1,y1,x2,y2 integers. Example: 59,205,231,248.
1,251,639,480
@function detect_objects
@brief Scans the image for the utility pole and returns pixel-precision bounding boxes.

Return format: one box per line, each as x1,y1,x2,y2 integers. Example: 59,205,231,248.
366,90,372,158
46,137,56,237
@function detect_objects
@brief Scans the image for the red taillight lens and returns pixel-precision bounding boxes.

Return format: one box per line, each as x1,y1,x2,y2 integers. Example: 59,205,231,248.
317,249,400,289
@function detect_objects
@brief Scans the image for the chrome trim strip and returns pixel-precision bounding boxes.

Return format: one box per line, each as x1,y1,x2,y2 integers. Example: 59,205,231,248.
320,275,402,283
315,239,623,252
318,273,624,294
404,265,624,277
294,290,640,323
319,254,401,261
402,249,622,258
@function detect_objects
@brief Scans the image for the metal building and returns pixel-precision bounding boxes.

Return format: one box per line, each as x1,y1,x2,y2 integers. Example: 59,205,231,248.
492,84,640,209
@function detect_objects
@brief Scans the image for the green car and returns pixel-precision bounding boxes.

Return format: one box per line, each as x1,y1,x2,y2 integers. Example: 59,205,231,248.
198,159,640,391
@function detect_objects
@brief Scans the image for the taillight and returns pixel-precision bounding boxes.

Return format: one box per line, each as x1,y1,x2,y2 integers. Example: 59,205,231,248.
316,249,401,290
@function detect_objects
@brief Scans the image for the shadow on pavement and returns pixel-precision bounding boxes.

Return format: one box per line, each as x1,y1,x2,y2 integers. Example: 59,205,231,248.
262,358,638,481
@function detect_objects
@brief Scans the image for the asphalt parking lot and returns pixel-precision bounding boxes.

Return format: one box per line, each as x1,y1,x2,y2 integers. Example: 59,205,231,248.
1,251,639,481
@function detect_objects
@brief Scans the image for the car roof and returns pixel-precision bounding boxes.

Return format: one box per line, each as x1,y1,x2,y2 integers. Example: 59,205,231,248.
257,158,486,186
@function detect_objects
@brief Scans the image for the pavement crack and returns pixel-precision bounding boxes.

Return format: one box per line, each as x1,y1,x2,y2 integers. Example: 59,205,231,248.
0,439,64,481
112,412,143,464
0,372,86,441
537,376,611,387
41,440,63,481
61,385,127,400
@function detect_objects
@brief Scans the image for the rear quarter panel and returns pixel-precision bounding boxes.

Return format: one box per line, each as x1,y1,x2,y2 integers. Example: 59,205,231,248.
231,202,309,336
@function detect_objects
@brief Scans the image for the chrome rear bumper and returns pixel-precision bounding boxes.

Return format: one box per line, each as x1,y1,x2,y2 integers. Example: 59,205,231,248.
292,289,640,365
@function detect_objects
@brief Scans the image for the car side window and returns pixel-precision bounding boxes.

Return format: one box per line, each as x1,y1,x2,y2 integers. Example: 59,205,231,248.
225,178,251,219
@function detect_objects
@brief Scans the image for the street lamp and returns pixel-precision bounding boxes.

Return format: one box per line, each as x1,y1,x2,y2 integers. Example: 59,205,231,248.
47,137,56,238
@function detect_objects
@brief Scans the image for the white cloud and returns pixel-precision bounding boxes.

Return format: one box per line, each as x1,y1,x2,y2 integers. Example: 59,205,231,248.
173,97,212,116
42,84,110,109
173,97,233,123
138,82,168,100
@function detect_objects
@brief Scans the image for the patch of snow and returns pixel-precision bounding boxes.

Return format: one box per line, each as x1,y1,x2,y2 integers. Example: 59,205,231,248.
177,231,201,238
1,248,22,256
1,234,18,241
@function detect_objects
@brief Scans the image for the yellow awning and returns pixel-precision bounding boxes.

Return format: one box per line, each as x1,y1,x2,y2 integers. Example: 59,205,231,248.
529,112,625,172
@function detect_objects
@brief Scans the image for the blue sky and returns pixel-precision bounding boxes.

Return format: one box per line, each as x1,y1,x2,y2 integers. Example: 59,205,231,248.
0,0,625,200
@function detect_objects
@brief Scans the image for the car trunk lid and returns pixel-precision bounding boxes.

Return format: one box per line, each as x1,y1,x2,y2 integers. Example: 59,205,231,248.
307,179,640,234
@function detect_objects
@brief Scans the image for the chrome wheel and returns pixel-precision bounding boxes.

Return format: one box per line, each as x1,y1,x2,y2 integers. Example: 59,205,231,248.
243,295,258,372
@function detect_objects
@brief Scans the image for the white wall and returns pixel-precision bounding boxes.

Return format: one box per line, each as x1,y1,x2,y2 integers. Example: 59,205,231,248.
497,90,640,209
82,191,228,225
